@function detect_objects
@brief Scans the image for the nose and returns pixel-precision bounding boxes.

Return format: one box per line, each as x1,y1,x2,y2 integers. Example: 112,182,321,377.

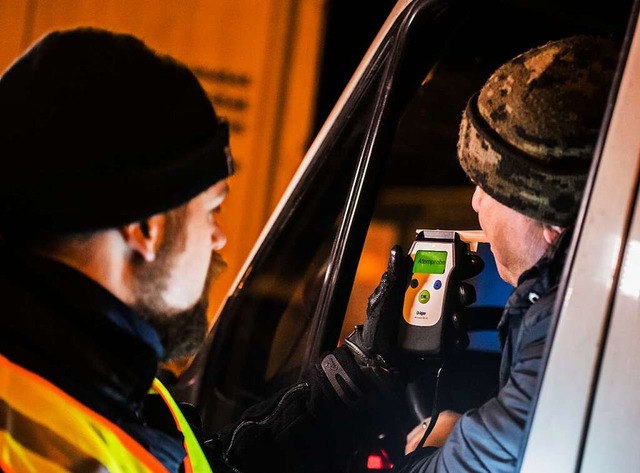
471,186,483,213
211,224,227,251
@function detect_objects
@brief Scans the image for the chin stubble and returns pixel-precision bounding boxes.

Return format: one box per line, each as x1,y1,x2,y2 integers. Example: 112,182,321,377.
131,211,228,361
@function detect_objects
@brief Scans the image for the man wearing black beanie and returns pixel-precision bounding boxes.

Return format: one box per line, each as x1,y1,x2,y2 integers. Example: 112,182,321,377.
0,27,415,472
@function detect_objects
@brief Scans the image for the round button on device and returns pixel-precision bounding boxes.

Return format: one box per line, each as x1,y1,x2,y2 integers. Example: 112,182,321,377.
433,280,442,290
418,290,430,304
410,279,419,289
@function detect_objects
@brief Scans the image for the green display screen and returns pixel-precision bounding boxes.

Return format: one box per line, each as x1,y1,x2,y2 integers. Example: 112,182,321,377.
413,250,447,274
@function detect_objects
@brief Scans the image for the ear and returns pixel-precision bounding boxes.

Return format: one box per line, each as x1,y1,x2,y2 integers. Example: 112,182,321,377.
542,225,565,246
120,214,166,262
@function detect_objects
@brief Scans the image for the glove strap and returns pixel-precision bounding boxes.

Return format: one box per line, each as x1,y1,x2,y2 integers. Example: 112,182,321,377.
344,326,396,391
319,353,364,406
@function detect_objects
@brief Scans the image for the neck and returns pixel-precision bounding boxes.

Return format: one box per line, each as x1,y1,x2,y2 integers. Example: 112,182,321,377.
35,231,135,306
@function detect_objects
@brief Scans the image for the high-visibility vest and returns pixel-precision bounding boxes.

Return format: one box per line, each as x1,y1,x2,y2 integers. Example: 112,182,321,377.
0,354,212,472
150,379,212,473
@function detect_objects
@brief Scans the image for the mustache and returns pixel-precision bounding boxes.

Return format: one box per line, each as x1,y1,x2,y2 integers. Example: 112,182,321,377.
208,251,227,281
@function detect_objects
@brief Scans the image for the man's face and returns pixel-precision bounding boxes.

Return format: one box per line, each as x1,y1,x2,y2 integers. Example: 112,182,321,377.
472,186,548,286
132,180,229,361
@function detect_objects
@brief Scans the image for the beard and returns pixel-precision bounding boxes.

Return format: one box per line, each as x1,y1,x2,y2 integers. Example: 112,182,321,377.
131,212,227,362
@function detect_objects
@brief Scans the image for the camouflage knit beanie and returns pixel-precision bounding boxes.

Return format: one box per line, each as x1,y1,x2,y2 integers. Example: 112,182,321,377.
457,35,618,227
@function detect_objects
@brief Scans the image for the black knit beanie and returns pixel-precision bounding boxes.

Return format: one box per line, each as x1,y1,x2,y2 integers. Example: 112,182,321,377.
0,27,233,242
457,35,618,227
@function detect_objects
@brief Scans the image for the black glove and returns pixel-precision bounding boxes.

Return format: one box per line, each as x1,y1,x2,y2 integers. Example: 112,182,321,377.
345,244,412,374
317,245,412,405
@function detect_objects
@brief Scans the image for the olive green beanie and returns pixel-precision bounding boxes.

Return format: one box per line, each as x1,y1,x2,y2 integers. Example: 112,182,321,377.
457,35,618,226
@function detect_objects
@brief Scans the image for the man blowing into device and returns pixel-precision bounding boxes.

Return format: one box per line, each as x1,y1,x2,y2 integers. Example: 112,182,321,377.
399,35,619,472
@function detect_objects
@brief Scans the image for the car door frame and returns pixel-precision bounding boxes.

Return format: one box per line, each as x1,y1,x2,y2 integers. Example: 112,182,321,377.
519,0,640,470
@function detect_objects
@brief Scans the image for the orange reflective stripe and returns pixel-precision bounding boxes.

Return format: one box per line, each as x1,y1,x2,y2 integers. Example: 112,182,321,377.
0,398,105,472
0,354,168,473
1,431,71,473
151,379,213,473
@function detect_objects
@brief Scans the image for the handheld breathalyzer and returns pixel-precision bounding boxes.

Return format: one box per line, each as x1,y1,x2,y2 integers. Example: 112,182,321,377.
399,229,485,356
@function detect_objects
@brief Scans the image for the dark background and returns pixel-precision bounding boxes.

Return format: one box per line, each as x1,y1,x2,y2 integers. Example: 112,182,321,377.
314,0,634,188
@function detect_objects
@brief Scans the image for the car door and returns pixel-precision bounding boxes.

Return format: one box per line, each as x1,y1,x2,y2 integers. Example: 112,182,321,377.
519,1,640,471
170,0,638,470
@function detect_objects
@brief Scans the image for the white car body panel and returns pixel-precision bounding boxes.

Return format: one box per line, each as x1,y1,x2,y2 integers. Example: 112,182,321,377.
520,10,640,472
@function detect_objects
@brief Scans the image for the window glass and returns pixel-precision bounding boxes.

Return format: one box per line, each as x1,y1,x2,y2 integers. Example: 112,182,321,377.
197,50,389,431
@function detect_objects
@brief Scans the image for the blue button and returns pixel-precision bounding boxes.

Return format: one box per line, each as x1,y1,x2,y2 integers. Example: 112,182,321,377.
433,280,442,290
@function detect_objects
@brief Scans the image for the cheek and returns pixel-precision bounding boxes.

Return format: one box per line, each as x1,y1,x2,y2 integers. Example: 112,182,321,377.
177,227,214,294
187,239,213,282
478,211,507,265
477,197,509,246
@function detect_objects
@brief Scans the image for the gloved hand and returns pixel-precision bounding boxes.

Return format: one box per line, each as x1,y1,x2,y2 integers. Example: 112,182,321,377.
344,244,412,379
318,245,412,405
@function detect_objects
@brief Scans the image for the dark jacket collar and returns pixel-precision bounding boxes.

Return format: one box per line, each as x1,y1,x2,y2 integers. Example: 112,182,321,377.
0,248,164,422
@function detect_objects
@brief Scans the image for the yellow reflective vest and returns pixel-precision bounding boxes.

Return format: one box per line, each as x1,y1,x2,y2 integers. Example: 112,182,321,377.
150,378,212,473
0,354,212,472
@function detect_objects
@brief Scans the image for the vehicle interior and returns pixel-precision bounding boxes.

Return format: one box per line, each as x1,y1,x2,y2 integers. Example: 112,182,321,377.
170,0,634,470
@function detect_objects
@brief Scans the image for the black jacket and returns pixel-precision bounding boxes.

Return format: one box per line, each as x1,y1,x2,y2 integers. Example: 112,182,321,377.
0,249,386,472
0,250,190,470
396,230,571,472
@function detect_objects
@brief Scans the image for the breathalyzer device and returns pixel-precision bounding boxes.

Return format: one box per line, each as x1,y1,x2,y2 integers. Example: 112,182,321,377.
399,229,485,356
